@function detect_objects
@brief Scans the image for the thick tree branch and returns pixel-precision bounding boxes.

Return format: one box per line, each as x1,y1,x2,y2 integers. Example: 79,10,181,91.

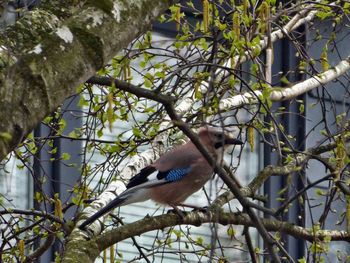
0,0,175,161
64,210,350,262
95,211,350,253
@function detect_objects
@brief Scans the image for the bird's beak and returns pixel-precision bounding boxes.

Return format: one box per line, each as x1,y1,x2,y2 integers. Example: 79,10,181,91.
225,138,243,145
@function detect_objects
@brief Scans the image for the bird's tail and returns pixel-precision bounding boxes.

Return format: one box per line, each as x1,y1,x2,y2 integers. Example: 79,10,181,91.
78,195,127,230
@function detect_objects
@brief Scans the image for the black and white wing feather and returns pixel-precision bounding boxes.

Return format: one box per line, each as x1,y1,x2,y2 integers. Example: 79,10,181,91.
79,165,191,230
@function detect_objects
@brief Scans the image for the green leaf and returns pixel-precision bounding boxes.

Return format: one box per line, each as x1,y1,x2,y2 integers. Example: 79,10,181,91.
315,189,325,196
0,132,12,141
68,130,78,139
227,226,235,237
336,113,346,124
49,147,57,154
196,237,204,246
316,11,333,20
158,14,166,23
35,191,44,202
187,1,194,9
144,78,152,88
199,38,209,50
139,60,147,68
280,75,290,85
109,145,121,153
284,154,293,164
299,103,304,114
61,152,71,161
155,71,165,79
132,127,142,138
320,129,328,136
97,129,103,138
71,196,80,206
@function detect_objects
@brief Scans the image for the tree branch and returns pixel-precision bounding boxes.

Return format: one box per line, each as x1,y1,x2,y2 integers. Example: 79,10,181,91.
24,233,55,263
223,1,322,72
96,210,350,252
212,132,350,207
0,0,175,161
0,208,67,230
87,76,175,104
220,56,350,110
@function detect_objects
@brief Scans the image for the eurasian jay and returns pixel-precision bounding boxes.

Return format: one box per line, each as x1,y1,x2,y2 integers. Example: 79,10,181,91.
79,126,243,230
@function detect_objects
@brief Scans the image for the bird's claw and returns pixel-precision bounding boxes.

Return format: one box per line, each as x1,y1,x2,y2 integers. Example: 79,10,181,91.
167,208,187,219
191,206,208,213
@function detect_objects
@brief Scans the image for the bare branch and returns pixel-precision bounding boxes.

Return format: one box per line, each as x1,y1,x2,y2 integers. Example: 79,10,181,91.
24,233,55,263
96,210,350,252
220,56,350,110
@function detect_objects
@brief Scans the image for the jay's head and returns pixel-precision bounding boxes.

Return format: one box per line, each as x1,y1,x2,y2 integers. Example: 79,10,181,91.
198,126,243,151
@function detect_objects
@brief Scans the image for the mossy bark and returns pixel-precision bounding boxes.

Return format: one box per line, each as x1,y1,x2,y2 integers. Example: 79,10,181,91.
0,0,174,161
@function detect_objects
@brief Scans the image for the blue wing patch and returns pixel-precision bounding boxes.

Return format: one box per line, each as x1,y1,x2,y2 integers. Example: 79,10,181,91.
127,166,191,190
162,167,191,182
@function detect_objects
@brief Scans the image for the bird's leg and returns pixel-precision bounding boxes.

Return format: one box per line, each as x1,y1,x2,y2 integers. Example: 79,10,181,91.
177,203,208,213
167,204,188,219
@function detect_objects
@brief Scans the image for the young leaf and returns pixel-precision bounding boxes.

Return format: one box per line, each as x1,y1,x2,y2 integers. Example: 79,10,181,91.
203,0,209,32
247,126,254,152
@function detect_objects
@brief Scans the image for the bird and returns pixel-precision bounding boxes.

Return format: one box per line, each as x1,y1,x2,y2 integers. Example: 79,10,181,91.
79,126,243,230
